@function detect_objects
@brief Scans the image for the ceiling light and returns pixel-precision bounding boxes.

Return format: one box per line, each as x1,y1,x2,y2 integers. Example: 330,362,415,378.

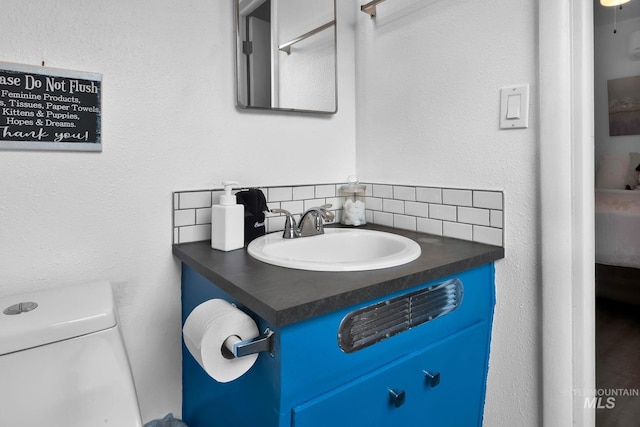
600,0,631,7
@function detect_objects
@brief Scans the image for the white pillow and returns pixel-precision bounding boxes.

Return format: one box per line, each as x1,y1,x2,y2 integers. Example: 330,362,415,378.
596,154,630,189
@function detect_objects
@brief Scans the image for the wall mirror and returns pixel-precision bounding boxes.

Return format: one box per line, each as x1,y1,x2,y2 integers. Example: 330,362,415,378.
235,0,337,114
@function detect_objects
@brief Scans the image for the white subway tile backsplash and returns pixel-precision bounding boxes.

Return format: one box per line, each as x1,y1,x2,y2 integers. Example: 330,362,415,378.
429,204,457,221
474,226,503,246
490,210,503,228
315,184,336,198
268,187,293,202
383,199,404,214
458,207,490,226
174,209,196,227
393,186,416,201
292,186,314,200
405,201,429,218
417,218,443,235
443,189,472,206
364,184,373,197
443,221,473,241
365,209,374,223
267,215,286,233
366,197,383,211
474,191,503,209
280,200,304,215
416,187,442,204
196,208,212,225
304,198,327,211
180,191,211,209
394,214,416,231
173,185,504,246
373,184,393,198
373,211,394,227
179,224,211,244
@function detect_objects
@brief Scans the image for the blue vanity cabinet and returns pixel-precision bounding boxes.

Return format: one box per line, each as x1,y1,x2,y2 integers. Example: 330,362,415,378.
181,262,496,427
291,322,490,426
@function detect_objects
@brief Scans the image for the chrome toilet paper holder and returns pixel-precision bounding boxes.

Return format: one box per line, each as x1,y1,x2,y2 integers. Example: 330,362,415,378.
224,328,275,359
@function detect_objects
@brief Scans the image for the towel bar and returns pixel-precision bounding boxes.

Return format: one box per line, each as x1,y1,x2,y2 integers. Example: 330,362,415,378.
361,0,386,18
279,20,335,55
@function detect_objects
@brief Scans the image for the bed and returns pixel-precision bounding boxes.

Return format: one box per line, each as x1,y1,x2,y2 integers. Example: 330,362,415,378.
595,152,640,305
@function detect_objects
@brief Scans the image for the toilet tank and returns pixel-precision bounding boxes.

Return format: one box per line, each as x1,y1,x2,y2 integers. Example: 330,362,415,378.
0,281,143,427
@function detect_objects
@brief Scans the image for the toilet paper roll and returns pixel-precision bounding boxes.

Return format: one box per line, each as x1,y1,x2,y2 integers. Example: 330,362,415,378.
183,299,260,383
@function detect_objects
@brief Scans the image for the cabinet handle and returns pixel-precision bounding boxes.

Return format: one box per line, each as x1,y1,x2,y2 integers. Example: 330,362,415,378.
424,371,441,388
388,388,406,408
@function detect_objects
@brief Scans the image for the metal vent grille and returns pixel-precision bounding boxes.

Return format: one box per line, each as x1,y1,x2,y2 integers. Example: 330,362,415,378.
338,278,463,353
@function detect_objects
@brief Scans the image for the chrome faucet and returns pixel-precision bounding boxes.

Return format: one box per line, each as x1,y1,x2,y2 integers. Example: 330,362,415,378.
298,205,335,237
270,208,298,239
271,204,334,239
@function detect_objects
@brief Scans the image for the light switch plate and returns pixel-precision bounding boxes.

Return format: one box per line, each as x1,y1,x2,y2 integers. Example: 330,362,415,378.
500,85,529,129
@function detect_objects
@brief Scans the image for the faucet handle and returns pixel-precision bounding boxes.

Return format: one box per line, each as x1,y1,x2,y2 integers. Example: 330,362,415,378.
318,204,335,222
271,208,298,239
270,208,290,215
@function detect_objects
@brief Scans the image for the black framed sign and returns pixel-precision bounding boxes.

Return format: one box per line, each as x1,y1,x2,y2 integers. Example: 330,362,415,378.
0,62,101,151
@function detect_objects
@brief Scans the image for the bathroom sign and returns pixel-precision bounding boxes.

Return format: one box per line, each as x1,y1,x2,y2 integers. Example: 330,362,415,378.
0,61,101,151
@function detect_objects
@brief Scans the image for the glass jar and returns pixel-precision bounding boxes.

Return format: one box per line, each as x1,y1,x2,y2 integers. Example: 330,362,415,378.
340,176,366,226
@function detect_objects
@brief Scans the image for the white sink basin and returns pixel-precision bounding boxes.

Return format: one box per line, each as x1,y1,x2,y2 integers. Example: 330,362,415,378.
247,228,421,272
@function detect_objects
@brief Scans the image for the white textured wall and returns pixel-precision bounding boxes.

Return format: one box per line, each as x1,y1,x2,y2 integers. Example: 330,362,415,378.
594,16,640,163
0,0,356,422
354,1,540,426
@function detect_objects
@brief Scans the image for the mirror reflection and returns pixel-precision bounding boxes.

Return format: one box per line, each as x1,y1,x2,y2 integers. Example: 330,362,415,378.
235,0,337,113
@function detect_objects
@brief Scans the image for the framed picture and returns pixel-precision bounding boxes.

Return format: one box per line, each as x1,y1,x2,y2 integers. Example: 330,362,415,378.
0,61,101,151
607,75,640,137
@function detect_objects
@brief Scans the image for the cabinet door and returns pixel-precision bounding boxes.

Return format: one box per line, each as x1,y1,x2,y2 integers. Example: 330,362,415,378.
291,322,489,427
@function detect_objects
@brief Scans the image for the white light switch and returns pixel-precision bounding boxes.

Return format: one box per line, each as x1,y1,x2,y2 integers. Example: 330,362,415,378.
500,85,529,129
506,94,521,119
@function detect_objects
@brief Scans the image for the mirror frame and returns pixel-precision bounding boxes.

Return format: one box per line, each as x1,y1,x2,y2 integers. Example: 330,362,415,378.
234,0,338,114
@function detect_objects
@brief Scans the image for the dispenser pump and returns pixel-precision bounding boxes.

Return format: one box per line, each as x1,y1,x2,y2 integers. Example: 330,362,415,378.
211,180,244,251
220,181,238,206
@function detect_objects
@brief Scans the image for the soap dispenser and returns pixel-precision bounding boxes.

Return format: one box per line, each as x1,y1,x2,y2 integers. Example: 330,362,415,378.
211,181,244,251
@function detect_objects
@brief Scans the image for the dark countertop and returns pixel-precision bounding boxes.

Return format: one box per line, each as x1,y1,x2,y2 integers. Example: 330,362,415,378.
172,224,504,327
